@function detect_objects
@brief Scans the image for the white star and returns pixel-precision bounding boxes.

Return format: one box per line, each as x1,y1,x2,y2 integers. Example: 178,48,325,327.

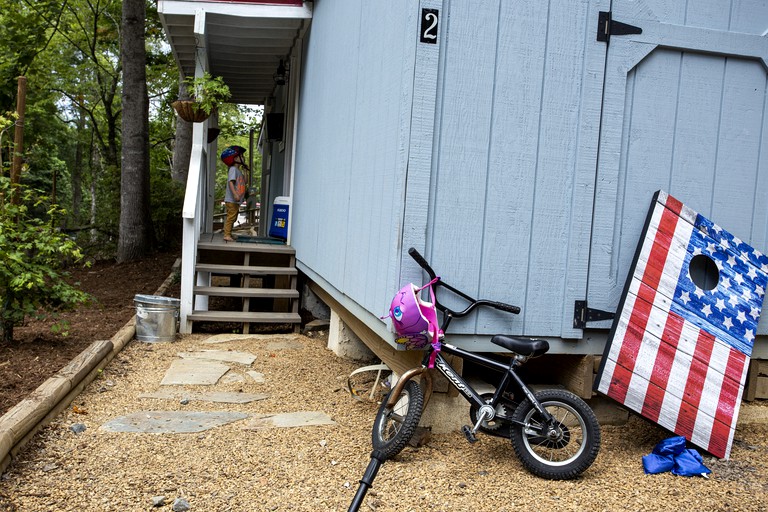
693,247,703,256
757,285,765,297
706,243,717,254
762,263,768,273
720,238,730,250
729,295,740,307
694,288,706,299
723,316,734,330
747,267,758,280
722,277,732,289
712,224,723,234
727,255,737,267
734,273,745,286
715,259,724,271
745,329,755,343
742,288,753,300
715,298,727,312
679,291,691,305
701,304,712,317
750,306,760,320
737,310,747,323
734,236,743,246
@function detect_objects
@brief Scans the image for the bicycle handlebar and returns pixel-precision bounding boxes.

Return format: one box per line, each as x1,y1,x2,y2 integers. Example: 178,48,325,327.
407,247,520,316
407,247,436,279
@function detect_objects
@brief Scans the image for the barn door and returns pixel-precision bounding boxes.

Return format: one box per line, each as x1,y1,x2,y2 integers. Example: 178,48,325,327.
585,0,768,332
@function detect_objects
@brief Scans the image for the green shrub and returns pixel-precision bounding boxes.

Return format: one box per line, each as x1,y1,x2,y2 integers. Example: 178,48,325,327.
0,177,91,342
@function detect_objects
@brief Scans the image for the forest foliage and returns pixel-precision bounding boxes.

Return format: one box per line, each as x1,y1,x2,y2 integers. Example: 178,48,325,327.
0,0,262,252
0,0,262,340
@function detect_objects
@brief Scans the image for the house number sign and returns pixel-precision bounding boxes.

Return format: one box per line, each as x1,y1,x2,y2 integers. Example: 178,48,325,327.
420,8,439,44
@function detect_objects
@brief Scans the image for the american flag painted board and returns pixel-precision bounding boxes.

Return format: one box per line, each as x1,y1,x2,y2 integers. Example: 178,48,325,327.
595,191,768,459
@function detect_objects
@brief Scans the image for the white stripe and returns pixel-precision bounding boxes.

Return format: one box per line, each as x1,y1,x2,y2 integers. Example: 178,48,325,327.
600,206,665,396
690,341,730,451
656,320,699,431
623,305,669,412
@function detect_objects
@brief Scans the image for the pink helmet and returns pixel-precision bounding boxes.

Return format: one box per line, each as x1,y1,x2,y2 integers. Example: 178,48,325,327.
388,279,442,350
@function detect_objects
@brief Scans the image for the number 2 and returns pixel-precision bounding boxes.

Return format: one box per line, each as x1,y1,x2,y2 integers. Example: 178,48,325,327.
420,9,439,44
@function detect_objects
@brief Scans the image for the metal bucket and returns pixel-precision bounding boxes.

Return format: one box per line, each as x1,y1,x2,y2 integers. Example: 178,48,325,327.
134,294,180,343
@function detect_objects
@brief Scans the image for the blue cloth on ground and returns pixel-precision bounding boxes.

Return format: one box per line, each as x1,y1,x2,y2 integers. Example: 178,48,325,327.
642,436,711,477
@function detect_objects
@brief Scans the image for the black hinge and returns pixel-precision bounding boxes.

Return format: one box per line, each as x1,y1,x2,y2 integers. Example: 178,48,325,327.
573,300,615,329
597,11,642,43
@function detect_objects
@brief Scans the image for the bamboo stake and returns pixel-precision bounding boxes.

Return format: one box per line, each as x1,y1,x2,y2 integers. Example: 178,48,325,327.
10,76,27,204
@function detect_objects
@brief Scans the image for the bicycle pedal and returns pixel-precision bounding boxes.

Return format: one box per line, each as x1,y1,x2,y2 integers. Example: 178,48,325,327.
461,425,477,444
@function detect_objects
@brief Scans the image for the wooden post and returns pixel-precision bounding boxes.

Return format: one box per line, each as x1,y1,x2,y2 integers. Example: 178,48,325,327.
11,76,27,183
10,76,27,203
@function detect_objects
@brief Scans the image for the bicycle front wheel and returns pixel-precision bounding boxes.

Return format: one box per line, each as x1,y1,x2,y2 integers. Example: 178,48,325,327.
371,379,424,459
510,389,601,480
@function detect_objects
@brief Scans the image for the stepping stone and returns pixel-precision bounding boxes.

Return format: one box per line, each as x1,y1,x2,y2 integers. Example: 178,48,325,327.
203,333,303,345
160,359,230,386
139,390,269,404
243,411,336,430
246,371,265,383
178,350,256,365
265,340,304,351
219,371,246,384
101,411,249,433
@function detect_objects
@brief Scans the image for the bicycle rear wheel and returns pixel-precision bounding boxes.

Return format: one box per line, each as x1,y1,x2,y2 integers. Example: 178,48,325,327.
510,389,601,480
371,379,424,459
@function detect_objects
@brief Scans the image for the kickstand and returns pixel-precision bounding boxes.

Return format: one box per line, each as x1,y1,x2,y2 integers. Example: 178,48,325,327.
347,450,387,512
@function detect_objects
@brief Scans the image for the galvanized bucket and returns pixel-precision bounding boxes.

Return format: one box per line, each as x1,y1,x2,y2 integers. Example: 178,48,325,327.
134,294,180,343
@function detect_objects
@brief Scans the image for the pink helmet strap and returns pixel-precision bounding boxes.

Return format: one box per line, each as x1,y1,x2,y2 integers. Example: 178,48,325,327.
417,277,443,368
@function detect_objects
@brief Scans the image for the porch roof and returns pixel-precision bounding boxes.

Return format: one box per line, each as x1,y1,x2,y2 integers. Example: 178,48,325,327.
158,0,312,105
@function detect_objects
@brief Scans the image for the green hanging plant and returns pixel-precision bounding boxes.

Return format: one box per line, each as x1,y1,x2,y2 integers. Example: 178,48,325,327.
172,72,231,122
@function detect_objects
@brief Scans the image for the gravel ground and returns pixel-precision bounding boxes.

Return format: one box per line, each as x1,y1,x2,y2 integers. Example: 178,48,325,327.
1,331,767,512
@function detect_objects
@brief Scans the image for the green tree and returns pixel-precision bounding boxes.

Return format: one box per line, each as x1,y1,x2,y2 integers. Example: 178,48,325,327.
0,177,91,343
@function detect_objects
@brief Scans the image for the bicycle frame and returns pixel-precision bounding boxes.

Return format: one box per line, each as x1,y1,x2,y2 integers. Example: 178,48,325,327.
386,341,556,428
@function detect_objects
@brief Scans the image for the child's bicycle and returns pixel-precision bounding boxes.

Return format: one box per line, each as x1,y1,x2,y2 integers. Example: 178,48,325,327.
371,248,601,477
348,248,602,510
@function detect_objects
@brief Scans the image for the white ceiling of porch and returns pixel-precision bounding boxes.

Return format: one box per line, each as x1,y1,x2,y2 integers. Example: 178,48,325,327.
158,1,312,105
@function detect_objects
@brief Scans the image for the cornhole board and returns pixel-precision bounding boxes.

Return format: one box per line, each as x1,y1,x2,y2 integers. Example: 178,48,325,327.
595,190,768,459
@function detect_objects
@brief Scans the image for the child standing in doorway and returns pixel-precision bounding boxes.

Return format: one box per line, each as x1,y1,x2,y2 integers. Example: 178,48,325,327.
220,145,249,242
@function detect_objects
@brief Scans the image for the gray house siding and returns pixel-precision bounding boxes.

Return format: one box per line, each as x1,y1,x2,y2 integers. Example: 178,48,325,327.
291,0,768,355
292,0,413,322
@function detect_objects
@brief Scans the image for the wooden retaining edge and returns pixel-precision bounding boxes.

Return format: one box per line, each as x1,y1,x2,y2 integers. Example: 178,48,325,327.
0,258,181,474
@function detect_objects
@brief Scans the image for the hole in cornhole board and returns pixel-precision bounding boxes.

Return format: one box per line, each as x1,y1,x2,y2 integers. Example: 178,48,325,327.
689,254,719,291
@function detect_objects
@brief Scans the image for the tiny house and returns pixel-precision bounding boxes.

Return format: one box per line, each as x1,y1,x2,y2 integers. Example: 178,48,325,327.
159,1,768,369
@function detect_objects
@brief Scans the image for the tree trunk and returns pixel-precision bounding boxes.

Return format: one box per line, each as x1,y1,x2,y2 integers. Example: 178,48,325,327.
172,70,193,184
117,0,153,263
71,105,85,224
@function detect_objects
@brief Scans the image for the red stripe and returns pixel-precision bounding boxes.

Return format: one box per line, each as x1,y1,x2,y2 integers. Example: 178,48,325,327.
641,311,684,422
675,329,716,438
610,204,680,403
665,195,683,215
708,349,748,458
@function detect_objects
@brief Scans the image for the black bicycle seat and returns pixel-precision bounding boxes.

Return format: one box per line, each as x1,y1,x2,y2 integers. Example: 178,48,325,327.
490,335,549,357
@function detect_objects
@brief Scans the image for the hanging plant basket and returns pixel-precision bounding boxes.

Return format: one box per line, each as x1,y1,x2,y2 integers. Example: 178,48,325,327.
171,100,212,123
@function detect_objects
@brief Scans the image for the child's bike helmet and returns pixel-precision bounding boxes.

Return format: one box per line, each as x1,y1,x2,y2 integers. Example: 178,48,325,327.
387,277,442,351
221,145,246,166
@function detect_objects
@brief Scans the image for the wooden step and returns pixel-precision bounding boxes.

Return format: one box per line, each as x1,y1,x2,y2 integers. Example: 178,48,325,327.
193,286,299,299
195,263,297,276
197,238,295,255
187,311,301,323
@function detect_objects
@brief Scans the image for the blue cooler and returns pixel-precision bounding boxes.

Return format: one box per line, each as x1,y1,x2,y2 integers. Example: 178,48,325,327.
269,196,290,239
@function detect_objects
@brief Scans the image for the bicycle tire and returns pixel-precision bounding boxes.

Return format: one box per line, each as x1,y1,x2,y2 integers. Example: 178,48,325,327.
510,389,601,480
371,379,424,459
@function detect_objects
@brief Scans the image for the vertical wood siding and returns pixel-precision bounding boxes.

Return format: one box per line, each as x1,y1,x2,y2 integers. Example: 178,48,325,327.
292,0,768,347
292,0,414,313
427,0,607,338
587,0,768,335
